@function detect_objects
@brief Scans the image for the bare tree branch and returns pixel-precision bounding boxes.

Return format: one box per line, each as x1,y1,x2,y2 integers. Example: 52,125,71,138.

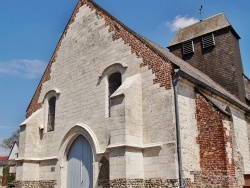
0,129,20,150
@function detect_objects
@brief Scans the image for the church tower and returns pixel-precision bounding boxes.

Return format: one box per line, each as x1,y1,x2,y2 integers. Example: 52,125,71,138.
168,13,247,102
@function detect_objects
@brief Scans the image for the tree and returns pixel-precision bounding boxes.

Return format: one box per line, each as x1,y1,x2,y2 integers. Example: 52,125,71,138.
0,129,20,150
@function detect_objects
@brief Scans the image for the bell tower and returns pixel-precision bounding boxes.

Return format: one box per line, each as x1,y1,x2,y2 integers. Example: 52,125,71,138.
168,13,246,102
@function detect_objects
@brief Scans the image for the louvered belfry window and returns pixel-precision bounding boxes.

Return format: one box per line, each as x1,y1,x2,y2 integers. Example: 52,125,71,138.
202,33,215,48
48,96,56,132
108,73,121,96
182,40,194,55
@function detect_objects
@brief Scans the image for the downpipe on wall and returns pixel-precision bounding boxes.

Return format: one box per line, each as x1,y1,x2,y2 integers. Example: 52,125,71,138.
173,68,184,188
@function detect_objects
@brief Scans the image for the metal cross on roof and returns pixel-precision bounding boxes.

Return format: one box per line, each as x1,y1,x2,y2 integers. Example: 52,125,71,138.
199,5,203,21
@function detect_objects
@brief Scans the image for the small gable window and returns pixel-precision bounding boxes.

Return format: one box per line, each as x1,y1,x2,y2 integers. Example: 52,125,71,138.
182,40,194,55
47,96,56,132
108,73,121,96
202,33,215,48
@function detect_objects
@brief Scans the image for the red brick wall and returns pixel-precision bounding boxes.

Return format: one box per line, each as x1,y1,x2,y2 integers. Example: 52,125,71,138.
195,93,238,187
95,3,173,89
26,0,173,117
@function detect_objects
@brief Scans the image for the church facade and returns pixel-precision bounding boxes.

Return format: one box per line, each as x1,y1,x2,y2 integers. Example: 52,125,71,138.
16,0,250,187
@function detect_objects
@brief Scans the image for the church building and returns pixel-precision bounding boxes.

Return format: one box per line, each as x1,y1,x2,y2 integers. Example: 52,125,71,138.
16,0,250,187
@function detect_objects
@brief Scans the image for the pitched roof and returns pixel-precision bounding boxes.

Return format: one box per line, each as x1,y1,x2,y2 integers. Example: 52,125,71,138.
0,156,8,161
85,3,250,113
138,36,250,113
168,13,240,47
8,141,18,160
0,159,16,166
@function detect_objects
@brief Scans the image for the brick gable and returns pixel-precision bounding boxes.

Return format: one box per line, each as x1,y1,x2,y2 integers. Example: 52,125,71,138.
26,0,173,118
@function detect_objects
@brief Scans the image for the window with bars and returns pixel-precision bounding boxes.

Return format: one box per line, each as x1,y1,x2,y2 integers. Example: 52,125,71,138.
47,96,56,132
182,40,194,55
108,73,122,96
202,33,215,48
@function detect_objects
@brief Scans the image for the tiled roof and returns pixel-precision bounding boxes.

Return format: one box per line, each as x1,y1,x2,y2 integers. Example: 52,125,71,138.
168,13,240,47
0,156,8,161
137,36,250,113
0,159,16,166
83,1,249,113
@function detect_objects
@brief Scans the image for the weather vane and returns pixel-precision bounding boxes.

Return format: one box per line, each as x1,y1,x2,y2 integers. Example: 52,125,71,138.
199,5,203,21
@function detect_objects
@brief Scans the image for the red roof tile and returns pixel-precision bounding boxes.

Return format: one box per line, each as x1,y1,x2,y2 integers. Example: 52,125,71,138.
0,156,8,161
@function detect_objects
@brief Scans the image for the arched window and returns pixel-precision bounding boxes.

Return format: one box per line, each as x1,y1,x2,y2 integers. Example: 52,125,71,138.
108,73,121,96
47,96,56,131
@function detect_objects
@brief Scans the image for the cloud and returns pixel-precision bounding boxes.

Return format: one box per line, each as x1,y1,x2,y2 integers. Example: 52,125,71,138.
167,15,199,32
0,59,46,78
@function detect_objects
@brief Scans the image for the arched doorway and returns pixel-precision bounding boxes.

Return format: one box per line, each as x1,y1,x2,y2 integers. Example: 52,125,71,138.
67,135,93,188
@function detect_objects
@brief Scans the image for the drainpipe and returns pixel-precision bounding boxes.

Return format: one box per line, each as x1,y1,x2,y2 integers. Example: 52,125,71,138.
173,68,183,188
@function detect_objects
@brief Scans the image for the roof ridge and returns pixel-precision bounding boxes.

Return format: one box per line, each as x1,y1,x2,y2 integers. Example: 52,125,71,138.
168,12,238,47
178,13,224,31
141,37,250,112
200,13,224,22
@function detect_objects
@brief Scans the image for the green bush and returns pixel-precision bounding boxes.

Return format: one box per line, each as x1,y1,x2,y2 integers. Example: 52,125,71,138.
8,173,15,183
3,166,9,176
2,166,15,184
2,166,9,186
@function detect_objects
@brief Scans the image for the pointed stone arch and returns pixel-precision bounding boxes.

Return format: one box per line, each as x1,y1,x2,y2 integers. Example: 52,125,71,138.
58,123,106,188
59,123,104,157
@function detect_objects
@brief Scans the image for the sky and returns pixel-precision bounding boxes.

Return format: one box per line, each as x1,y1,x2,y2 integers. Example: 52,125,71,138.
0,0,249,155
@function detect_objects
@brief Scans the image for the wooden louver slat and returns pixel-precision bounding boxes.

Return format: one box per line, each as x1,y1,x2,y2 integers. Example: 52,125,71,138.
182,40,194,55
202,33,215,48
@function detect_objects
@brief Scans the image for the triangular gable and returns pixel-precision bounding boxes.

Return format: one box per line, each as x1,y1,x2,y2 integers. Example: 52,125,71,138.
8,142,18,160
26,0,174,118
26,1,87,118
26,0,250,119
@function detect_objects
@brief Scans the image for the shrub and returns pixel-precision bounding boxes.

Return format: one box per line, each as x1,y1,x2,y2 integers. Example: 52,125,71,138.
8,173,15,183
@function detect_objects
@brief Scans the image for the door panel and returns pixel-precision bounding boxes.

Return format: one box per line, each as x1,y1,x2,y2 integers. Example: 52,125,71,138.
67,136,93,188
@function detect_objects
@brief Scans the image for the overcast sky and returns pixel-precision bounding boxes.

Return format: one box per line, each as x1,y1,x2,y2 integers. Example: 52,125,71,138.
0,0,249,155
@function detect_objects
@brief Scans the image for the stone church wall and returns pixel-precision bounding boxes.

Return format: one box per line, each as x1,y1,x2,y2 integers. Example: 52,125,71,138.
177,80,200,182
16,1,250,187
17,3,178,187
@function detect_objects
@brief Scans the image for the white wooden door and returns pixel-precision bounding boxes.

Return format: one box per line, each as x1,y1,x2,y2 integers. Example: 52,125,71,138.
67,135,93,188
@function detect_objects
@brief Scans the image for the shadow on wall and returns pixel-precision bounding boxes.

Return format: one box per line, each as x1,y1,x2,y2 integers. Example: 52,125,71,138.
143,147,162,157
98,156,109,186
